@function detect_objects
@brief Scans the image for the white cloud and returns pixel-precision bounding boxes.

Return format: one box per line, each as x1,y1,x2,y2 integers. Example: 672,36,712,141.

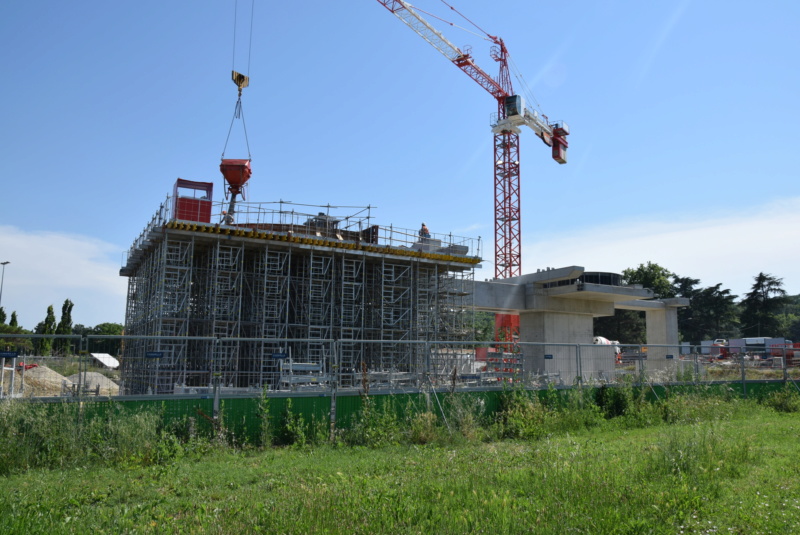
0,226,127,329
520,197,800,299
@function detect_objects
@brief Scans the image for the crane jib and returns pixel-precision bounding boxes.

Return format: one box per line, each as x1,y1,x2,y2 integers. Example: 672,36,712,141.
452,57,507,99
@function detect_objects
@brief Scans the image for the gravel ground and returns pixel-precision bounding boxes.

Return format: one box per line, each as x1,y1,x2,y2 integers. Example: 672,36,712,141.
67,372,120,396
1,365,72,397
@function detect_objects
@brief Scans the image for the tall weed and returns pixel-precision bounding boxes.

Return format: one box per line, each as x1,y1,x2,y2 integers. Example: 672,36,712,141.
442,393,486,442
659,391,738,424
0,400,184,474
644,424,758,486
558,385,604,431
343,395,402,447
408,411,441,444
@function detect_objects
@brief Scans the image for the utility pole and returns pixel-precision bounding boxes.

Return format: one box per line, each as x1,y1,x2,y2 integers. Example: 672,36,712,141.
0,261,9,312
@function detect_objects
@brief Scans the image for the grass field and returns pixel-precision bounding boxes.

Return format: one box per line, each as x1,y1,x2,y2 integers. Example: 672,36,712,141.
1,387,800,533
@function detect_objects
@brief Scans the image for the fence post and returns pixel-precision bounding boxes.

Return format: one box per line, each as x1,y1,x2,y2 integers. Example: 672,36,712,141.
637,345,645,386
329,340,338,443
9,357,16,396
213,372,221,420
783,348,788,384
425,342,431,383
575,344,582,386
740,353,747,399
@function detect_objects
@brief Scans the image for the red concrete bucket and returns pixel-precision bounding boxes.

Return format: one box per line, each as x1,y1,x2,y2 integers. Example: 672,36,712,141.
220,159,252,195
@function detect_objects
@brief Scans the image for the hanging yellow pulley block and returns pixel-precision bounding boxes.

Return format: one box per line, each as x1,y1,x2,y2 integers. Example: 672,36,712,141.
232,70,249,95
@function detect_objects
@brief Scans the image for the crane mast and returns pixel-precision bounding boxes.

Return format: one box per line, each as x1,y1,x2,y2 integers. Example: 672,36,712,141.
376,0,569,338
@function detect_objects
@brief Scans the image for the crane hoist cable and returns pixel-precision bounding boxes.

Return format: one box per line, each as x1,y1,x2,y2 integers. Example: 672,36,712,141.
436,0,493,41
222,0,255,161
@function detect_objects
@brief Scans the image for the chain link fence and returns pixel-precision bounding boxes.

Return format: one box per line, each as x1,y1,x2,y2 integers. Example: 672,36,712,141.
1,333,799,398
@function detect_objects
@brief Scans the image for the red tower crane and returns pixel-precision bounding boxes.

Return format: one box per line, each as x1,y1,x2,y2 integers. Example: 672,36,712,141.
375,0,569,339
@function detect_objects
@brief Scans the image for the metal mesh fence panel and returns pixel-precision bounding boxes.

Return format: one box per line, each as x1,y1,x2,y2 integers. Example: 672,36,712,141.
2,334,800,399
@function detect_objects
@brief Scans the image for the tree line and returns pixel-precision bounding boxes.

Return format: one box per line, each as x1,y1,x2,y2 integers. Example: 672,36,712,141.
595,263,797,345
0,299,123,356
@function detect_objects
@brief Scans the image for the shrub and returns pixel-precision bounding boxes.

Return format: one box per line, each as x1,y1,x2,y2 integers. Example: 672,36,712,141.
762,385,800,413
275,398,307,447
558,386,604,431
595,383,634,418
257,388,273,447
343,396,402,447
493,387,551,440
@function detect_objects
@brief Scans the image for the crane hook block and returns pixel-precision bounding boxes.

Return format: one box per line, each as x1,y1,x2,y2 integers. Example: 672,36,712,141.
232,70,249,93
220,159,252,196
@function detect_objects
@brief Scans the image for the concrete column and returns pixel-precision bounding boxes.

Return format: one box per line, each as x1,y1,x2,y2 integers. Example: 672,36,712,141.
645,302,682,376
518,311,594,380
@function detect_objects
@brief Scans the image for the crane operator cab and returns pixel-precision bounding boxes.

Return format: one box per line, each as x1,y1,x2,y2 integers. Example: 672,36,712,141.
504,95,525,117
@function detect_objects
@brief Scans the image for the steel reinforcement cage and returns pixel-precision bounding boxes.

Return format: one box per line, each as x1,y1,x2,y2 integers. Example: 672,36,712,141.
119,199,479,395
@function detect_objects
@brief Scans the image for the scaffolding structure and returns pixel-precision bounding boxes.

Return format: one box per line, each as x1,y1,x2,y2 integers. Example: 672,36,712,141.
120,191,479,394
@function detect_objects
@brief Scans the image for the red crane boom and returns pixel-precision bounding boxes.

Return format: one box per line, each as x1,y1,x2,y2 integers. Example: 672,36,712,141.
375,0,569,339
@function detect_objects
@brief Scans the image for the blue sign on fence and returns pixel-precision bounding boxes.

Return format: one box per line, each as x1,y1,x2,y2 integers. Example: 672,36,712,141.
666,354,674,360
0,351,18,359
146,352,164,359
544,354,554,360
272,353,288,359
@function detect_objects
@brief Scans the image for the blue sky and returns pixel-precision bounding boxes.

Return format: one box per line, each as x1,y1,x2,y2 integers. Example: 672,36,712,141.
1,0,799,329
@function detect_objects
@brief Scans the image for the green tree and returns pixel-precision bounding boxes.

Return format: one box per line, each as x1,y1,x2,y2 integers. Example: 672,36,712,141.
782,295,800,341
72,324,92,337
594,309,647,345
55,299,75,355
473,311,495,342
34,305,57,356
9,312,18,328
672,275,700,342
682,283,739,344
89,322,125,356
0,323,34,354
740,273,788,337
0,307,5,325
623,262,675,298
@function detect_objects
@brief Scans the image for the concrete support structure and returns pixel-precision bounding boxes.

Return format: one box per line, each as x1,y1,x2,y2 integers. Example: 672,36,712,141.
473,266,689,380
617,297,688,372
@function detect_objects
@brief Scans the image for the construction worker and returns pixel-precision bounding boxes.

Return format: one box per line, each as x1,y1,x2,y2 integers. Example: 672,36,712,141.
419,222,431,239
222,210,234,225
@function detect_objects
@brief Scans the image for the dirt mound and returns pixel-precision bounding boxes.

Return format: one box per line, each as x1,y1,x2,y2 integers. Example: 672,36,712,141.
67,372,119,396
1,365,71,397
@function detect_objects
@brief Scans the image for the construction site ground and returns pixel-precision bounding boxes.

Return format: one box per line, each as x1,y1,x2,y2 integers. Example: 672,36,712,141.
1,366,120,398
